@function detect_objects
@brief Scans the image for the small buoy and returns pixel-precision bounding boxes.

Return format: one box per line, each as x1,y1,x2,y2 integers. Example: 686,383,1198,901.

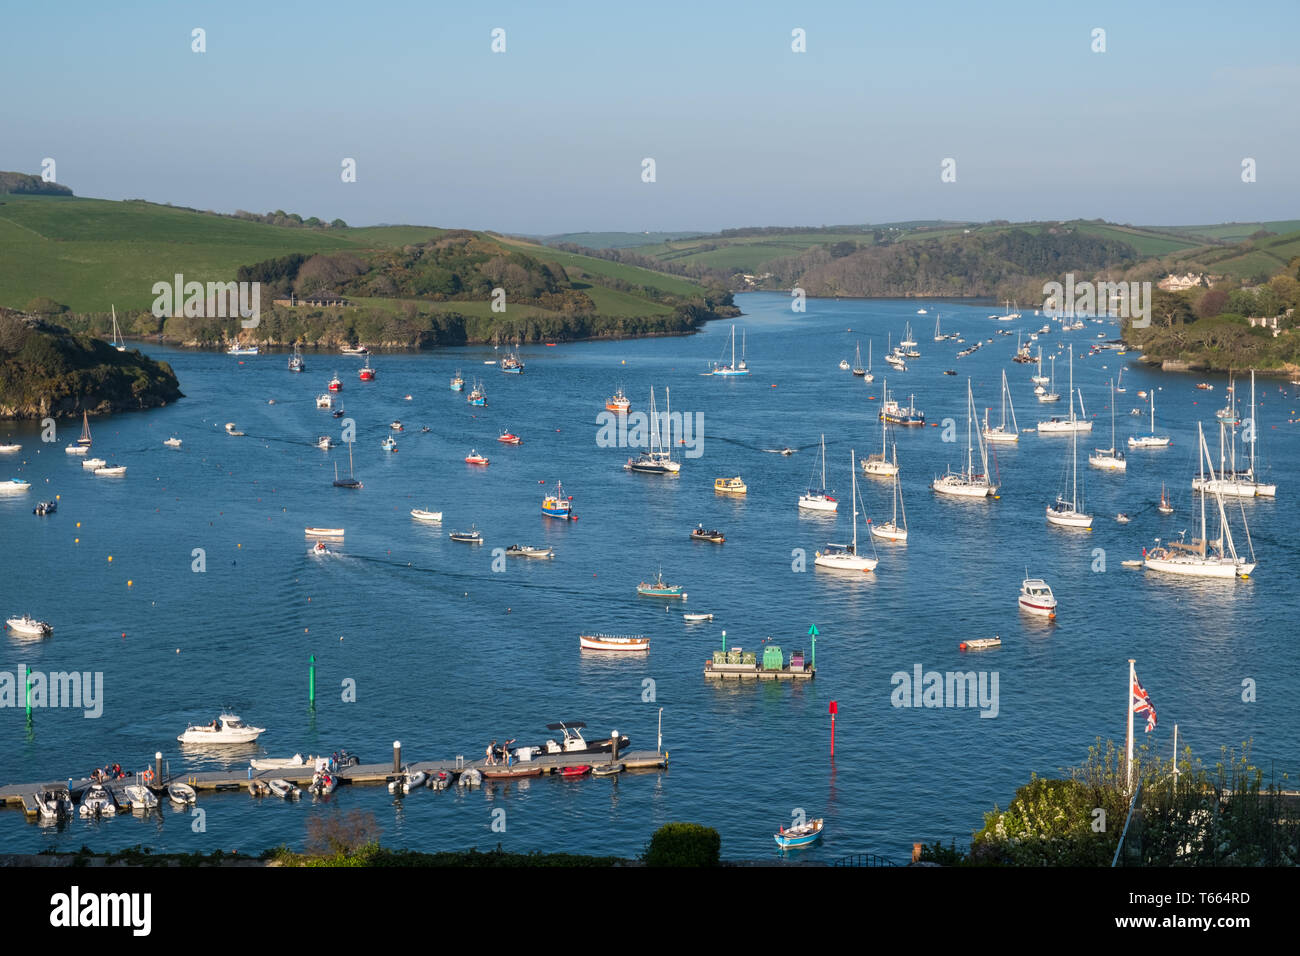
959,642,968,651
76,521,81,527
176,648,180,653
107,555,113,562
127,580,132,587
121,632,126,638
75,538,79,544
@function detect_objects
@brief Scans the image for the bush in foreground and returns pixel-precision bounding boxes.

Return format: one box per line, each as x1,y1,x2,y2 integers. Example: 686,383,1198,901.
642,822,721,867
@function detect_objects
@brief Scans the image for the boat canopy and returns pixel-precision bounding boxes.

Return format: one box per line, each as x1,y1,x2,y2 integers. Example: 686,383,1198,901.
546,721,586,731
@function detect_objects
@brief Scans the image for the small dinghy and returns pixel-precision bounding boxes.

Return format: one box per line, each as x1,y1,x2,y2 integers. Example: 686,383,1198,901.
959,636,1002,651
305,527,345,538
591,762,624,777
167,782,197,805
93,465,127,476
79,783,118,818
683,612,714,622
411,509,442,522
268,779,300,800
690,525,725,543
317,436,334,450
34,500,57,516
1121,559,1144,568
560,765,592,777
311,541,332,556
163,436,182,447
506,544,554,558
457,767,483,787
426,770,455,790
250,754,305,771
1116,513,1131,524
248,779,270,797
308,771,337,796
774,817,824,849
387,768,426,794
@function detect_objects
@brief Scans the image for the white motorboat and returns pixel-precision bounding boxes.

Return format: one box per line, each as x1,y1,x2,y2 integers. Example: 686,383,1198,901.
65,443,89,455
410,509,443,522
177,713,265,744
6,614,52,636
0,477,31,494
79,783,117,817
163,436,182,447
0,443,21,453
387,767,427,794
959,637,1002,651
93,465,127,476
305,527,344,538
316,436,334,450
932,380,998,497
1018,576,1058,616
815,449,878,572
838,359,850,371
316,394,333,408
82,457,106,470
683,613,714,622
250,754,305,771
122,775,159,812
506,544,555,558
32,785,74,821
798,434,839,512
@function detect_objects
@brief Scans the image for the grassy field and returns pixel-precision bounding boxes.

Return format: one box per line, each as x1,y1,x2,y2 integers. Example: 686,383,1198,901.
1148,221,1300,244
494,236,708,297
1068,222,1203,256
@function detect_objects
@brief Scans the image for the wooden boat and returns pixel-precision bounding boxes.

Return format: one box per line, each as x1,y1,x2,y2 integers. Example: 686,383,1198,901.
305,527,344,537
267,779,300,800
506,544,554,558
542,481,573,519
959,636,1002,651
637,568,684,597
481,765,543,779
690,525,725,543
93,465,127,477
450,527,483,544
464,450,489,465
167,782,197,806
683,613,714,622
410,509,442,522
774,818,824,849
6,615,52,636
714,476,747,495
498,430,522,444
591,762,623,777
579,633,649,652
606,388,630,412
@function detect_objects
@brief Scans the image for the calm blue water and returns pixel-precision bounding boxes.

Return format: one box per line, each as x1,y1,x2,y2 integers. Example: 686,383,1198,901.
2,291,1296,861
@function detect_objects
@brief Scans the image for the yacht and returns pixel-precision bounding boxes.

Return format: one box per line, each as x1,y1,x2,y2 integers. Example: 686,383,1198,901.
177,713,266,744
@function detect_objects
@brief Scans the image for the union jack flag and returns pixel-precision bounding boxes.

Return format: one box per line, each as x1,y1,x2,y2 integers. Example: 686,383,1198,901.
1132,674,1157,732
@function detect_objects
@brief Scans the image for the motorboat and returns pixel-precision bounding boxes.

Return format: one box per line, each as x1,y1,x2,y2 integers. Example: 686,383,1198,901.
498,430,522,444
32,785,74,821
308,770,338,796
959,637,1002,651
506,544,554,558
1116,513,1131,524
305,527,344,538
268,779,300,800
541,481,573,519
317,436,334,450
311,541,332,556
683,613,714,622
410,509,443,522
224,422,244,436
33,500,57,516
690,525,725,543
606,388,631,412
79,783,118,817
774,818,824,849
1018,577,1058,617
248,779,270,797
316,394,333,408
163,436,182,447
82,457,106,470
449,527,483,544
390,421,404,431
579,633,649,651
250,754,306,771
387,767,426,794
6,614,52,636
637,568,684,597
838,359,851,371
0,477,31,494
464,450,489,465
381,435,398,452
177,713,266,744
714,476,747,496
93,465,127,476
288,345,305,372
341,344,369,356
122,775,159,812
456,767,483,787
592,762,624,777
535,722,630,756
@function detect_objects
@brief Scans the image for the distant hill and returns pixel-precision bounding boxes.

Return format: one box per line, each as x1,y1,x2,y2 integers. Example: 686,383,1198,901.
0,171,72,197
0,309,183,420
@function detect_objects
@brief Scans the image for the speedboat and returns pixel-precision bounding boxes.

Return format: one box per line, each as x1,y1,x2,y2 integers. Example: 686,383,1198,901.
177,713,266,744
498,430,522,444
32,785,74,821
6,615,52,636
163,437,182,447
79,783,117,818
0,477,31,494
1018,577,1057,617
410,509,443,522
93,465,127,476
774,818,824,849
536,722,630,756
449,527,483,544
506,544,554,558
33,500,57,516
690,525,725,543
1116,513,1131,524
82,457,106,470
464,450,489,465
268,779,300,800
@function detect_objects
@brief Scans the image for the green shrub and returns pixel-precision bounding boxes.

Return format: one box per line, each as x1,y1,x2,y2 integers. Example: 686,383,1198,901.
642,822,720,867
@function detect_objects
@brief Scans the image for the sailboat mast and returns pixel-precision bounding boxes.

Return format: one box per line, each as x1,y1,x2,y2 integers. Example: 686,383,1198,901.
849,450,858,550
1249,369,1257,476
966,381,973,477
821,434,827,491
1199,423,1208,556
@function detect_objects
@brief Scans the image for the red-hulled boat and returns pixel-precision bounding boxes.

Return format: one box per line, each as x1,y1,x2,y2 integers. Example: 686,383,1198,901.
327,373,342,391
358,357,376,381
497,431,522,445
465,450,489,466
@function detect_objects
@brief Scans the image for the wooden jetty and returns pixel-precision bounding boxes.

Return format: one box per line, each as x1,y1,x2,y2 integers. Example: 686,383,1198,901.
0,748,669,815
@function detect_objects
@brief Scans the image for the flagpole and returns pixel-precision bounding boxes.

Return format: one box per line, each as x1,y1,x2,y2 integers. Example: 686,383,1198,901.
1172,723,1179,793
1126,658,1136,793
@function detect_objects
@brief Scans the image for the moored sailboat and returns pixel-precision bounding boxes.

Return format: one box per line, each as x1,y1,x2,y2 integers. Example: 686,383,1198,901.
1089,379,1127,471
798,434,838,512
815,449,878,571
982,369,1019,443
932,380,997,498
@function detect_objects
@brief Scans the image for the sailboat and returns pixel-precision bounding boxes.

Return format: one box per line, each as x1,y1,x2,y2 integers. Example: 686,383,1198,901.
65,411,92,455
798,434,838,512
932,380,997,497
1144,423,1256,578
1031,347,1050,386
625,387,679,474
933,313,944,342
982,370,1019,443
1046,426,1092,528
710,325,751,376
863,341,873,383
109,306,126,351
900,323,917,348
1037,354,1090,431
852,341,866,377
1037,354,1061,404
870,450,908,542
1158,483,1174,514
332,442,362,489
1114,368,1126,393
1192,370,1275,497
861,385,899,477
1128,388,1170,447
288,344,305,372
814,450,878,571
1089,379,1127,471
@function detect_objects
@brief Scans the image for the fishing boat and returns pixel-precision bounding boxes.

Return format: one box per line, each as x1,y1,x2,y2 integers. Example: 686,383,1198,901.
464,450,489,465
304,527,345,537
606,388,631,412
33,500,56,515
815,449,878,571
500,349,525,374
166,782,197,806
341,344,368,356
690,524,725,543
982,370,1020,443
774,818,824,849
579,633,650,652
683,612,714,622
710,324,751,375
381,434,398,452
6,614,52,636
498,430,522,445
227,339,258,356
932,381,997,497
798,434,838,512
0,443,19,453
333,442,362,488
65,411,92,454
959,637,1002,651
506,544,554,558
288,344,305,372
637,567,684,597
450,371,465,391
177,713,265,744
871,453,908,542
1046,427,1092,528
93,465,127,477
542,481,574,519
1018,576,1057,616
1144,424,1256,579
79,783,118,817
467,381,486,406
387,768,426,794
163,436,183,448
316,394,333,408
449,527,483,544
1157,484,1174,515
851,341,866,376
1128,388,1170,447
862,387,899,477
0,477,31,494
82,457,106,470
123,774,159,812
328,373,342,391
32,785,74,821
410,509,442,522
268,779,300,800
625,387,680,474
714,476,747,495
1089,380,1127,471
358,356,376,381
879,387,925,426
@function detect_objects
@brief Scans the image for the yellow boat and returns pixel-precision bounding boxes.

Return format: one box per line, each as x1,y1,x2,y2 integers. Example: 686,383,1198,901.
714,476,747,496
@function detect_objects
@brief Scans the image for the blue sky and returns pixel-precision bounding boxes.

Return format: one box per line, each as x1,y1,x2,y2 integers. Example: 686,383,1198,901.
3,0,1297,232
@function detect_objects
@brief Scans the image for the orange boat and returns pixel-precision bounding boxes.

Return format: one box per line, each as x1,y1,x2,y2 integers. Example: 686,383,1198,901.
465,450,489,465
606,388,631,413
497,431,522,444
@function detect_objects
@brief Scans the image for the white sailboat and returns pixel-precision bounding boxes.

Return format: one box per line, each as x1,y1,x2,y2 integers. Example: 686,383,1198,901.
933,313,943,342
1037,354,1060,402
1144,423,1256,579
110,306,126,351
932,380,998,497
710,324,751,376
1088,379,1127,471
863,341,873,383
1031,347,1050,386
900,323,917,348
625,387,680,474
1046,426,1092,528
861,385,899,477
1038,353,1091,432
851,341,866,377
65,411,92,455
982,370,1019,443
1114,368,1126,393
870,450,908,542
1128,388,1170,448
814,450,878,571
798,434,839,512
1192,370,1275,497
